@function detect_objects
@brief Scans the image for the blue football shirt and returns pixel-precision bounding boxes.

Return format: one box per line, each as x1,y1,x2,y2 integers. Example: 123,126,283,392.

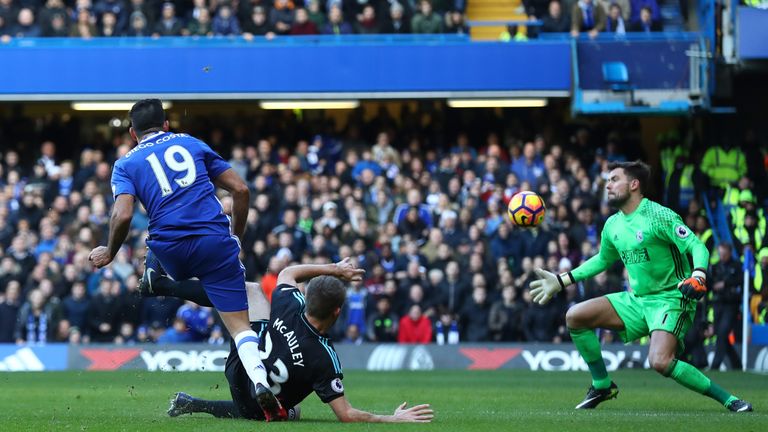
111,131,233,241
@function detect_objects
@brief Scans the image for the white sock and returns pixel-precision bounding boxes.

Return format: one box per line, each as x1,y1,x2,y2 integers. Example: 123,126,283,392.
234,330,269,387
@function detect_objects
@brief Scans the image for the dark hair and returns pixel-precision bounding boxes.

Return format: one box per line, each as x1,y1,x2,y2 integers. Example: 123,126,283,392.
304,275,346,321
129,99,165,137
607,160,651,194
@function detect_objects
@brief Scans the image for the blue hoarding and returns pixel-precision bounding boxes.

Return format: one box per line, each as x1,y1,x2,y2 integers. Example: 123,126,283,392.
0,36,572,98
738,7,768,60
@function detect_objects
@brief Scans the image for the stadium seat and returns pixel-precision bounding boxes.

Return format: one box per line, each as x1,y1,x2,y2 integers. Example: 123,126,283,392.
602,61,636,106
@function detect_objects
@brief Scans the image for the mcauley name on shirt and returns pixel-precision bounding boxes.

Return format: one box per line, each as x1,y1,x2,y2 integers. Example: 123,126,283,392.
272,318,305,367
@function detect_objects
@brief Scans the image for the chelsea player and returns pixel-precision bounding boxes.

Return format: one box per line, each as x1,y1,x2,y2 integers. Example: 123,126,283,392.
88,99,286,421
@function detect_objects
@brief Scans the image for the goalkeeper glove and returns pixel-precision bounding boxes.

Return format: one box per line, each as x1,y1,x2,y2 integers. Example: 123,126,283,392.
678,268,708,301
529,268,574,305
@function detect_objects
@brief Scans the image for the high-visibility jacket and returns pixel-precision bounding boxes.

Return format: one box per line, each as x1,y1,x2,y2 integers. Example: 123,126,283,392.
679,165,695,209
754,248,768,293
730,206,766,233
701,146,747,189
722,184,741,208
733,225,765,251
698,228,719,265
661,145,686,188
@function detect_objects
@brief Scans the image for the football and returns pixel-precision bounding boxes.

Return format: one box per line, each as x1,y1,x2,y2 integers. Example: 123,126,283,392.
507,191,546,227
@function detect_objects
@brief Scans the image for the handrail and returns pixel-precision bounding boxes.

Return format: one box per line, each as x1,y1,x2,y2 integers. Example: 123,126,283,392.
0,34,473,48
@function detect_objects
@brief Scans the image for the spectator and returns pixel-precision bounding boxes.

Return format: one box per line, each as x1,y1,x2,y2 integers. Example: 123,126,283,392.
212,4,241,36
61,281,90,334
126,10,150,36
99,11,119,36
443,10,468,34
0,281,21,342
0,0,16,27
629,0,659,24
39,0,67,34
0,14,8,38
158,317,194,343
709,243,743,370
510,142,545,188
629,6,660,32
15,289,59,344
176,300,214,341
140,295,183,330
488,285,525,341
87,278,120,342
538,0,570,33
397,304,433,343
433,312,459,344
523,291,564,342
570,0,605,38
114,322,137,345
459,283,491,342
380,2,410,34
127,0,154,29
321,5,352,35
306,0,326,28
242,6,275,38
272,209,309,257
270,0,295,35
94,0,127,33
605,3,626,34
355,4,379,34
597,0,630,20
411,0,442,34
366,296,399,342
344,280,367,334
290,7,319,34
153,2,183,36
524,0,551,18
582,271,616,300
12,8,41,37
340,323,363,344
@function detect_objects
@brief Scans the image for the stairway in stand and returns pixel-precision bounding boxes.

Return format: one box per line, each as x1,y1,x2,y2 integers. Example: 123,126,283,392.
467,0,526,41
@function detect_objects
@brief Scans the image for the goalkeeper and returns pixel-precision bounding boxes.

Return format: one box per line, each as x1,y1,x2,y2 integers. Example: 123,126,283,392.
530,161,752,412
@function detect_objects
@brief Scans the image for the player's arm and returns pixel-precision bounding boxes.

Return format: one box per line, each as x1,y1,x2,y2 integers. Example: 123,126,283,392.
328,396,433,423
277,258,365,289
530,222,619,305
660,212,710,299
89,194,134,268
212,168,250,242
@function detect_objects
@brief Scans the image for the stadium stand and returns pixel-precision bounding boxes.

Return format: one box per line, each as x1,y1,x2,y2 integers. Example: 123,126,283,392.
1,106,765,351
0,0,685,41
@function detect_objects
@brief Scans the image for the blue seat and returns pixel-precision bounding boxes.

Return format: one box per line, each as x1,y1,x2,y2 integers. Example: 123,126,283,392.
602,61,636,105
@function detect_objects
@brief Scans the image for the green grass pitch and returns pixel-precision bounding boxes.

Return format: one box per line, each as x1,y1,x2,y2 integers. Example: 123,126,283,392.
1,370,766,431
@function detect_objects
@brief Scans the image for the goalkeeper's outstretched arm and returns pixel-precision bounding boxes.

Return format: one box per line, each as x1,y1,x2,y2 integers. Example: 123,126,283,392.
530,233,619,305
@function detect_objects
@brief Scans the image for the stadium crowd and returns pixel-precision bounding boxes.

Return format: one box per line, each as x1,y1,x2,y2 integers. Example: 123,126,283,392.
0,0,670,39
0,108,766,364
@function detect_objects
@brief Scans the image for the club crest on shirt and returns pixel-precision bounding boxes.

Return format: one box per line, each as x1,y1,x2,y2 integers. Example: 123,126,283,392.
331,378,344,393
636,231,644,243
675,225,690,239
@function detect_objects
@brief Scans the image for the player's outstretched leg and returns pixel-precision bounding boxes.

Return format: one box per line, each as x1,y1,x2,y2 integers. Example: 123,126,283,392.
663,358,753,412
567,298,625,409
138,248,214,307
138,247,165,296
228,324,287,421
168,392,301,421
254,383,288,422
651,331,753,413
575,381,619,409
167,392,197,417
